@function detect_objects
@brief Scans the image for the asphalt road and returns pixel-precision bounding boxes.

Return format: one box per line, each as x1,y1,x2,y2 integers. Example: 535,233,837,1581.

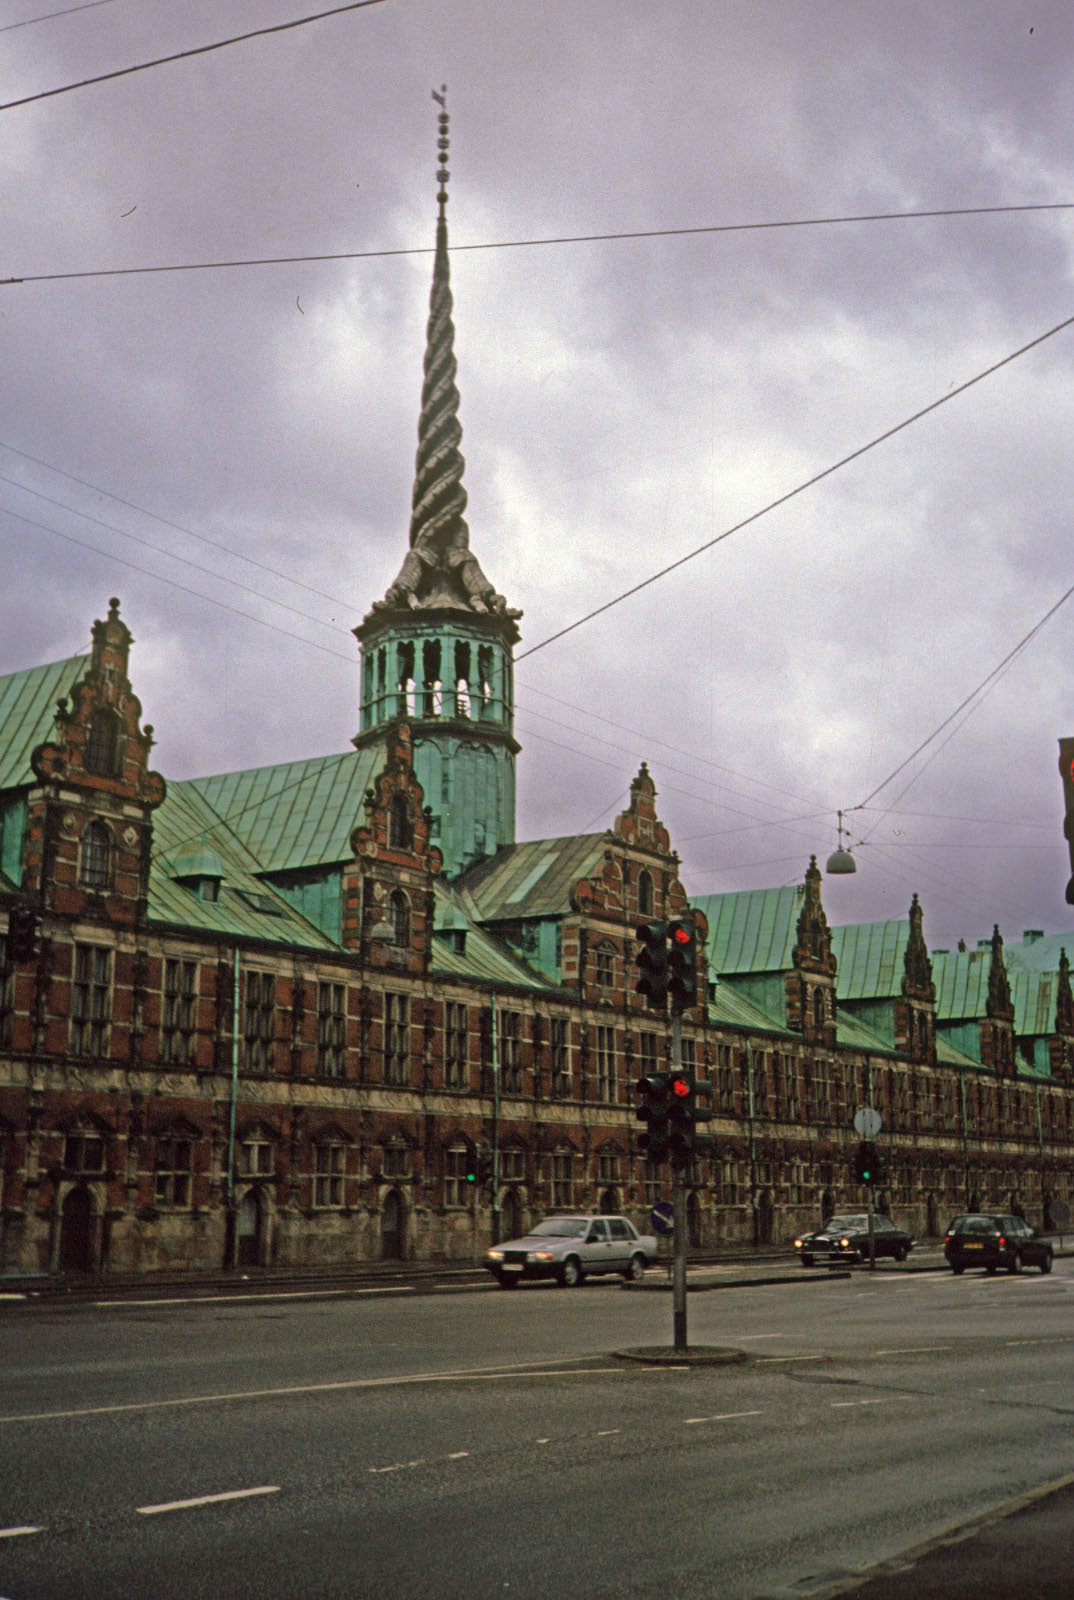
2,1261,1072,1598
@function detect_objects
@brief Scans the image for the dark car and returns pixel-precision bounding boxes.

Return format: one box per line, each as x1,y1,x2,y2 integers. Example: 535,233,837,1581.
944,1213,1053,1275
794,1212,913,1266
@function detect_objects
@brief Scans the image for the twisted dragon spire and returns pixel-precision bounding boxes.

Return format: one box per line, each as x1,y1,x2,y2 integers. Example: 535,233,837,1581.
372,89,519,631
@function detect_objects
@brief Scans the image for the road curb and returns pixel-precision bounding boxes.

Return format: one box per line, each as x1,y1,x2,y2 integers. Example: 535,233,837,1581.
612,1344,749,1366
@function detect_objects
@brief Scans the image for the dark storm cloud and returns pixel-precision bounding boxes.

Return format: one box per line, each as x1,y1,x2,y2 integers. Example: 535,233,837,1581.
3,0,1073,950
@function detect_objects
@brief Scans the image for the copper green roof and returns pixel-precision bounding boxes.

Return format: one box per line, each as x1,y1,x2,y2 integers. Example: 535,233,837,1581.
456,835,608,920
830,919,909,1000
0,654,86,788
430,886,558,992
172,747,385,872
695,885,803,975
149,775,337,947
707,981,795,1036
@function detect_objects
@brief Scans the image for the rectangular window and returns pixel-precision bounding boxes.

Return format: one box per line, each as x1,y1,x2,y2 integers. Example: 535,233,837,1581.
551,1151,573,1208
500,1148,525,1183
161,958,198,1067
243,971,275,1073
239,1137,274,1177
65,1131,105,1173
594,1025,616,1100
638,1031,659,1075
314,1144,345,1207
594,944,615,988
445,1001,468,1089
499,1009,522,1093
154,1136,192,1206
643,1158,663,1206
0,963,13,1050
550,1016,570,1097
317,982,346,1079
383,1145,409,1179
384,993,409,1085
71,944,111,1057
716,1044,735,1113
444,1145,469,1207
598,1149,620,1184
679,1036,696,1075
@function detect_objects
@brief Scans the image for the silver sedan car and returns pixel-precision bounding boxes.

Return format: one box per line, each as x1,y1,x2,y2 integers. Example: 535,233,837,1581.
485,1215,656,1287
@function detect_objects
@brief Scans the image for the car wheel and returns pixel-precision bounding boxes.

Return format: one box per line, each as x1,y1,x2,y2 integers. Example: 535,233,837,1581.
951,1263,964,1275
894,1245,907,1263
494,1272,517,1289
1009,1253,1021,1275
1040,1251,1053,1274
986,1264,997,1275
559,1256,583,1288
623,1253,646,1283
801,1254,814,1267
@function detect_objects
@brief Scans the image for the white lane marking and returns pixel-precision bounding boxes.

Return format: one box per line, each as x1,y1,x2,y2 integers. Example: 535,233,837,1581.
368,1460,425,1475
447,1451,470,1459
874,1346,949,1355
0,1360,633,1425
0,1525,43,1539
137,1486,279,1516
93,1286,416,1308
536,1438,551,1444
596,1429,620,1437
685,1409,763,1425
732,1333,785,1341
832,1398,887,1408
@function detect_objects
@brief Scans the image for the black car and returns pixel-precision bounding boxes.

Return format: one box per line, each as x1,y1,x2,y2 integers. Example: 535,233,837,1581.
794,1212,913,1266
944,1213,1053,1275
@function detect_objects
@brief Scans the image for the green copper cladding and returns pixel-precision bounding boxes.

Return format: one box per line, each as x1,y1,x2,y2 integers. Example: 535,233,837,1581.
354,90,520,877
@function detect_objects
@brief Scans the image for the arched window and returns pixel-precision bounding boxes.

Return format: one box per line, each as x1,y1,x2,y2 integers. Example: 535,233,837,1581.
388,890,410,948
80,821,111,889
638,869,654,917
85,708,120,776
388,794,412,850
812,987,826,1030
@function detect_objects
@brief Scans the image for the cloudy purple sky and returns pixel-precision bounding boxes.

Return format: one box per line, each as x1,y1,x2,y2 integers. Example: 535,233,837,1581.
3,0,1074,953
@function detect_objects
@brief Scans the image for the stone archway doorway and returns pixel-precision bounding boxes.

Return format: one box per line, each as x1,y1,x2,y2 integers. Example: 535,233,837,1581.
236,1187,264,1268
59,1185,94,1272
381,1189,405,1260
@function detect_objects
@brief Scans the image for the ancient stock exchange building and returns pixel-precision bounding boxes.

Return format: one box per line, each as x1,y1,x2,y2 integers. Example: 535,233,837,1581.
2,107,1074,1278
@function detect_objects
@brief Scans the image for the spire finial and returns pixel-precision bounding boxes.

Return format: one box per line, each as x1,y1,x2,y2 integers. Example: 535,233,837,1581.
433,85,449,220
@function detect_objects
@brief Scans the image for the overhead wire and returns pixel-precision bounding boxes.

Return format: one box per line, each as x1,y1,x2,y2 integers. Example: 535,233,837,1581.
0,0,389,111
4,202,1073,287
1,0,123,31
516,310,1074,661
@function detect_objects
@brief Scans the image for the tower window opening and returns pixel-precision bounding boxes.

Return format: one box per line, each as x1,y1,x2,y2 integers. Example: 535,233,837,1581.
388,794,412,851
80,820,112,889
454,642,471,719
477,645,494,719
423,641,442,716
375,648,388,719
397,642,416,717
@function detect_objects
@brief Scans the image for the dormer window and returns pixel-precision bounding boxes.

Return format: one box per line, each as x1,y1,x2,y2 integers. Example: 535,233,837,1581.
86,708,120,777
388,794,412,850
388,890,411,948
80,821,112,889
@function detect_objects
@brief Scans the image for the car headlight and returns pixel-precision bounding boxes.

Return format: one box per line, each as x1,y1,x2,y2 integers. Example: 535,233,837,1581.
839,1237,851,1248
532,1250,555,1262
486,1249,504,1262
794,1239,804,1249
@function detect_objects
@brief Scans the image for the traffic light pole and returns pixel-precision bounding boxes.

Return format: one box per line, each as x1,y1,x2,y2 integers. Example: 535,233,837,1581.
671,1010,687,1353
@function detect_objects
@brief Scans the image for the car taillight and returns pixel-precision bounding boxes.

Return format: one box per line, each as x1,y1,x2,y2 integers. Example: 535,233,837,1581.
997,1236,1006,1248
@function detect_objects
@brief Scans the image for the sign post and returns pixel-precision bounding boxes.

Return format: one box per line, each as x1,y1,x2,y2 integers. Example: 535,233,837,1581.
854,1107,883,1271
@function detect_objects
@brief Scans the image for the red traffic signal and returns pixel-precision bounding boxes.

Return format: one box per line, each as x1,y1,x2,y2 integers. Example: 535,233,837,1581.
667,916,698,1012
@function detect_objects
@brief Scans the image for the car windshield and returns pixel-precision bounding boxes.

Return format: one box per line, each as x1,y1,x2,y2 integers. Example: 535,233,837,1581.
528,1218,588,1239
826,1216,866,1231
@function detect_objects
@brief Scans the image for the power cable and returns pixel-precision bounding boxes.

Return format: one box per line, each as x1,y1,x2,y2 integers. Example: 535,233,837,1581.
516,309,1074,661
4,202,1072,287
0,0,389,111
0,439,362,610
1,0,122,31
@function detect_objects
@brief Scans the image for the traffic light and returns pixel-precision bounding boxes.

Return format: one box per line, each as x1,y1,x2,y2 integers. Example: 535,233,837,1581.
5,907,39,966
635,920,669,1009
477,1150,494,1187
667,917,698,1012
666,1071,693,1167
465,1145,484,1188
1060,737,1074,906
665,1072,716,1169
635,1071,672,1162
854,1140,877,1185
